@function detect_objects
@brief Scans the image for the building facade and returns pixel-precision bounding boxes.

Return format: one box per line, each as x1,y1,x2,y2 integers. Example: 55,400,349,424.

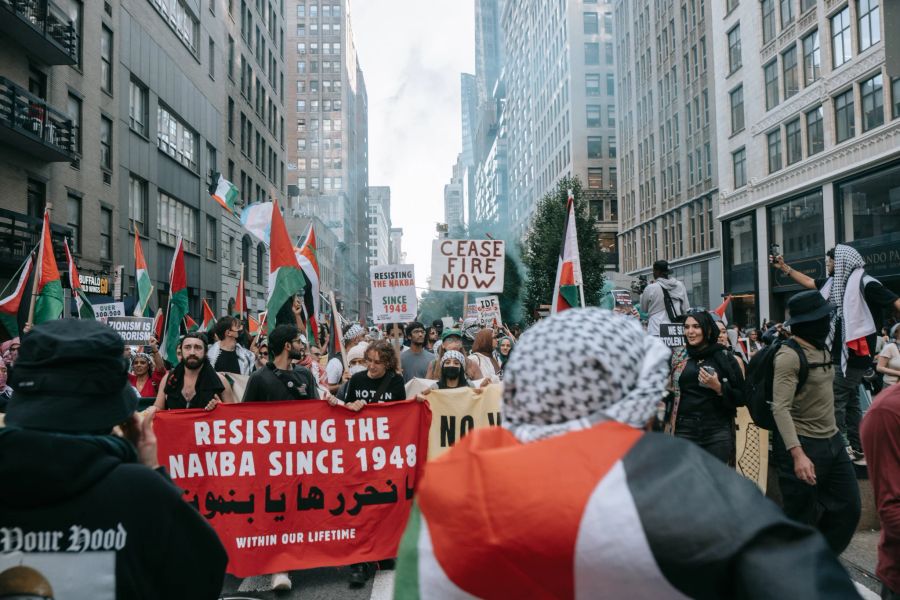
367,185,390,267
614,0,723,309
500,0,619,261
0,0,288,322
389,226,405,264
444,154,465,232
712,0,900,325
285,0,369,319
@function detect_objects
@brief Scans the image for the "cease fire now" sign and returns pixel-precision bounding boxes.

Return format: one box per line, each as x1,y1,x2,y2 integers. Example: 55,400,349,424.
430,239,505,293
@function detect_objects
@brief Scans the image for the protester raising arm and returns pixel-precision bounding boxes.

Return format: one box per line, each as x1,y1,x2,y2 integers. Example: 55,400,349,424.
770,254,817,290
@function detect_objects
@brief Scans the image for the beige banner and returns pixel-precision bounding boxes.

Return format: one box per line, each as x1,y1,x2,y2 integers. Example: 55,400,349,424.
425,384,503,459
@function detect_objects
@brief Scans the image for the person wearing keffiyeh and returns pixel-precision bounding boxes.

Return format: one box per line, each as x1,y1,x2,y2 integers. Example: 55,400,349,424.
394,309,858,599
773,244,900,462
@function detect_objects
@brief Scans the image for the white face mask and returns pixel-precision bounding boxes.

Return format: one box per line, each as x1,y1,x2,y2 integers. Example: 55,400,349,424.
349,365,367,375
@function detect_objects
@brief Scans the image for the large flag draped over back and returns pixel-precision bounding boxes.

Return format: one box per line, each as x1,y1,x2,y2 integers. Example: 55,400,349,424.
266,201,305,329
134,226,153,317
161,238,189,363
295,224,320,342
0,255,34,339
64,239,95,319
32,210,64,325
551,190,584,314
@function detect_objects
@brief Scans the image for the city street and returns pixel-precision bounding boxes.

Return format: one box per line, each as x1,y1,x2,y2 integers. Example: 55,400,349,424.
221,568,394,600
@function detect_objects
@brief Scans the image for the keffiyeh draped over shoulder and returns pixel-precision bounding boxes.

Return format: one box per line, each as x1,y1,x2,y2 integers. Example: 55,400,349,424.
503,308,672,442
821,244,873,372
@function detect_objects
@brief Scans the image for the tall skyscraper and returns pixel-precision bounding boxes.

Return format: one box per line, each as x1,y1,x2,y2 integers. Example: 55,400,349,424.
444,154,465,232
711,0,900,325
500,0,618,260
614,0,721,308
475,0,504,106
286,0,370,318
367,186,391,266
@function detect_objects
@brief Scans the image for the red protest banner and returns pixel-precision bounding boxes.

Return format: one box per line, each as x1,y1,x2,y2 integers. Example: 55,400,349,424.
153,400,432,577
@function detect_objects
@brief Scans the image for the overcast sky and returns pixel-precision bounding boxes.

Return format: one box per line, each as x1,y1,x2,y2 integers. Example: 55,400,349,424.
350,0,475,291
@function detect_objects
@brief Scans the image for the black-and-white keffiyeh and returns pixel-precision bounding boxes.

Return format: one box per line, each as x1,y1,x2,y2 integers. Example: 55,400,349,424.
343,324,365,342
820,244,868,372
503,308,672,442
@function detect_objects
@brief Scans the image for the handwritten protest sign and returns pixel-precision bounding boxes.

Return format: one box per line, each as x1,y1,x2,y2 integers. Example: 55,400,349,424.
658,323,685,348
370,264,417,324
430,239,505,292
93,302,125,318
474,295,501,327
425,384,502,459
104,316,153,346
154,400,431,577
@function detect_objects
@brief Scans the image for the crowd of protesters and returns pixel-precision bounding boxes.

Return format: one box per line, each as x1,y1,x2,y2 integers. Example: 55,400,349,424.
1,241,900,598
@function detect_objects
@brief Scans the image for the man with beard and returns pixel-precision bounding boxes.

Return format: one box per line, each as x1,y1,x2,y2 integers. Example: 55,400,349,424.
154,333,235,410
400,322,434,383
243,325,320,404
773,245,900,462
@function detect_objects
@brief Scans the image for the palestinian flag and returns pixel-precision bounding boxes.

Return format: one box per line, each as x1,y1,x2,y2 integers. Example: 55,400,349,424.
233,263,247,319
209,173,239,215
0,255,34,339
395,423,857,599
266,200,305,329
550,189,584,314
152,307,164,342
32,210,64,325
295,223,320,342
161,237,189,363
327,302,343,361
713,295,732,326
248,314,260,337
133,225,153,317
184,314,199,332
201,299,217,333
64,239,94,319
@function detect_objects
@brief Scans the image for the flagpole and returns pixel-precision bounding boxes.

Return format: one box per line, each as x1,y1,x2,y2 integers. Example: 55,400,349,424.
26,204,52,329
0,252,30,300
239,262,245,320
329,291,348,372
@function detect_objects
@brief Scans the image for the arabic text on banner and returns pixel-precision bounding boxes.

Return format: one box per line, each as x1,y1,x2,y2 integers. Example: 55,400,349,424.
425,385,503,459
153,400,432,577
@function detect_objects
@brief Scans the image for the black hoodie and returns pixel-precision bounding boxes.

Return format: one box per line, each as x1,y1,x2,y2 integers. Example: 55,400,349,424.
0,427,227,599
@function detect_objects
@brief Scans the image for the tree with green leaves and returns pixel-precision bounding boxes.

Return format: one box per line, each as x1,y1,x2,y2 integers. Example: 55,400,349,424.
522,176,605,323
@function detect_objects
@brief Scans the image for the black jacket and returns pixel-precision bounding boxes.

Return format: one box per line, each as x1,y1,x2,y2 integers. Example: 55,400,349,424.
243,362,319,402
0,427,227,599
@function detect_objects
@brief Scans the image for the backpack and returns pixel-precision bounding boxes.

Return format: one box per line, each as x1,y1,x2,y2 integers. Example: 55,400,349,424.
661,287,685,323
745,338,808,430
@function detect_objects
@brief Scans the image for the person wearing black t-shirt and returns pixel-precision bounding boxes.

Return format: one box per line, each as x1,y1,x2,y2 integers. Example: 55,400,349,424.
772,245,900,461
243,325,319,404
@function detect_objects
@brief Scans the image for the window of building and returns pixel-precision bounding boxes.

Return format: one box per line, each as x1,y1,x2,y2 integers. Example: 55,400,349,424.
256,243,265,283
586,74,601,96
801,0,815,11
157,105,198,171
158,191,198,252
606,73,615,96
806,105,824,154
586,104,601,127
858,0,881,52
67,194,81,254
767,129,782,173
587,137,602,158
206,143,217,188
726,0,739,12
151,0,199,51
834,88,855,142
584,12,598,34
802,30,820,86
100,116,112,171
228,35,235,79
727,25,741,73
782,45,798,99
761,0,776,44
208,37,215,78
99,207,112,261
893,77,900,119
605,42,614,65
603,12,612,33
732,147,747,188
785,118,802,165
835,162,900,257
587,167,603,188
607,104,616,127
768,190,824,262
779,0,793,26
585,43,600,65
764,60,779,110
129,78,148,135
831,7,852,68
730,85,744,134
129,175,147,229
67,94,81,159
100,26,113,93
860,73,884,131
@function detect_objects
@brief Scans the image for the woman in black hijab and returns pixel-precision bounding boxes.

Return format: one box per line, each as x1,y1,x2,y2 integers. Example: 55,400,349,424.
666,310,746,463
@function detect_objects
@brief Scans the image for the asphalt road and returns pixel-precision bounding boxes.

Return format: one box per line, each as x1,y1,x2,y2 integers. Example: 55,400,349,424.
220,567,393,600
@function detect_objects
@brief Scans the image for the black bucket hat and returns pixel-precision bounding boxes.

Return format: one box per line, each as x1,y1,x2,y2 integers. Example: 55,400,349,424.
785,290,835,326
6,319,137,433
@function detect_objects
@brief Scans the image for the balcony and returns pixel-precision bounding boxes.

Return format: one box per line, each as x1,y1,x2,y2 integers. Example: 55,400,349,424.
0,76,76,162
0,0,78,65
0,207,72,276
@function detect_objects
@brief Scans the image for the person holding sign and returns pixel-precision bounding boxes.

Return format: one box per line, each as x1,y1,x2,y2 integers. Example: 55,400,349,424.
666,311,746,464
128,335,166,398
243,325,321,404
154,333,235,411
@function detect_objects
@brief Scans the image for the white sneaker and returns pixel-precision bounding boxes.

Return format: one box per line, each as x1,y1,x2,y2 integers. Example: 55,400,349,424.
271,572,292,591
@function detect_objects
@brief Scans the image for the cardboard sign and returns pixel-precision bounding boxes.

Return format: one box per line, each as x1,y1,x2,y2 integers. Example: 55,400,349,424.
105,316,153,346
658,323,685,348
93,302,126,319
464,303,479,320
612,290,633,307
430,239,505,292
154,400,432,577
474,295,502,327
370,264,417,324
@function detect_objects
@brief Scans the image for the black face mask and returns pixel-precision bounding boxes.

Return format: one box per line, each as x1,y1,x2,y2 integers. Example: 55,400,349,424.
443,366,461,379
790,317,831,349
